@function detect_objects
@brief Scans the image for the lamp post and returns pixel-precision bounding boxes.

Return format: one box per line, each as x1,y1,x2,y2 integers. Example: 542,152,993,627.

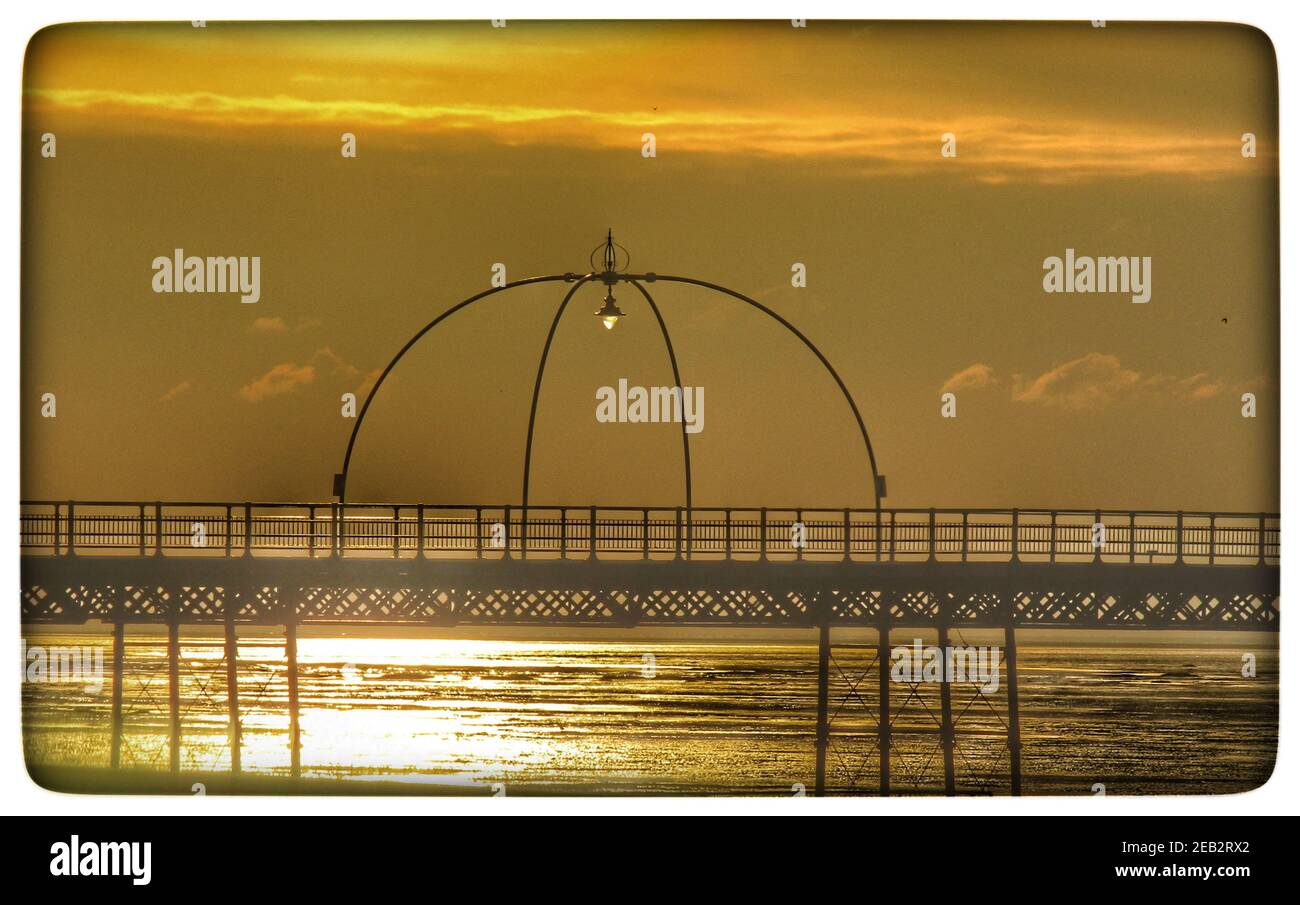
593,229,627,330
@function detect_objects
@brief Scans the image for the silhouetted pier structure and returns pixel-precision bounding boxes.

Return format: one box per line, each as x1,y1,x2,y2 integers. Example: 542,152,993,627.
20,501,1280,795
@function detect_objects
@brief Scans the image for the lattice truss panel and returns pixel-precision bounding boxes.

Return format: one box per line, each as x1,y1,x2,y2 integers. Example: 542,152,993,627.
294,587,454,621
1009,590,1278,627
640,589,814,622
19,584,1279,626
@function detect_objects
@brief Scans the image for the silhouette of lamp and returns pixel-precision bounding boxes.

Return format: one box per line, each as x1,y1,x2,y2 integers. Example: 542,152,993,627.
593,230,627,330
594,290,625,330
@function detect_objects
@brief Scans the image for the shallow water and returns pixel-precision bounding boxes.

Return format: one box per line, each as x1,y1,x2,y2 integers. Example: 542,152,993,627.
21,632,1278,795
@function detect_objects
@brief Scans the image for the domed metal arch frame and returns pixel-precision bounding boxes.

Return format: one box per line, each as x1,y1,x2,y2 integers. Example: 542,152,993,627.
334,259,883,524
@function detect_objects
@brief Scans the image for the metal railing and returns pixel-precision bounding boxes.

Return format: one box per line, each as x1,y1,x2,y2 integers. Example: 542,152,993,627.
18,501,1280,565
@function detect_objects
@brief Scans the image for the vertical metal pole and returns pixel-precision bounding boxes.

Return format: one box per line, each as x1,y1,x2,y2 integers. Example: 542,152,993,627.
878,620,890,795
110,621,125,768
1004,622,1023,796
814,623,831,796
937,622,956,796
842,508,851,561
168,622,180,773
286,622,301,780
686,504,693,561
1094,509,1102,562
224,619,241,775
875,505,882,563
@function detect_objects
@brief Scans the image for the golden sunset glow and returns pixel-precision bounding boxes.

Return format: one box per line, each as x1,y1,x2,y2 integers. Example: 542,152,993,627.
25,22,1274,181
21,20,1278,510
19,20,1280,800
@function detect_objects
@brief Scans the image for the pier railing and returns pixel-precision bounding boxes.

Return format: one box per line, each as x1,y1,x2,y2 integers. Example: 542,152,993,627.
19,501,1280,566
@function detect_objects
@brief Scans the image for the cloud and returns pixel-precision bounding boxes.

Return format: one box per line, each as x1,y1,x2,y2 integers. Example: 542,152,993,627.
238,347,369,402
356,367,383,398
1011,353,1225,410
312,347,359,380
238,362,316,402
158,381,192,403
248,316,320,334
28,87,1259,184
249,316,288,334
941,363,997,393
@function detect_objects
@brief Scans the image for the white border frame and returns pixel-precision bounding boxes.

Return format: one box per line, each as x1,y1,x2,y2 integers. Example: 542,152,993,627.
2,1,1293,817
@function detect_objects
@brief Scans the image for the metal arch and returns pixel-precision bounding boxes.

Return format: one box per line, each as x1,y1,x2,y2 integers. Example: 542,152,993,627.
520,274,599,512
518,277,694,517
336,265,880,515
628,279,692,513
649,274,882,512
336,274,574,506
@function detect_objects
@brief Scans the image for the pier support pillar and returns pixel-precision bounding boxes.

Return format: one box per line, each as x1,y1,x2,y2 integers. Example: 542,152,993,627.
813,623,831,796
224,619,241,775
286,622,301,780
109,621,124,768
1005,622,1023,796
168,622,180,773
937,622,956,796
878,622,890,796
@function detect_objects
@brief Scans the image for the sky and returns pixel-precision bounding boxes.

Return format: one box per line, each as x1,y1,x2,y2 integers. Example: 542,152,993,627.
20,20,1279,511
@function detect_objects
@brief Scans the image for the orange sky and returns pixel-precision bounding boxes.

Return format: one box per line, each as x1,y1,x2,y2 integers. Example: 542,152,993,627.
21,21,1279,510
